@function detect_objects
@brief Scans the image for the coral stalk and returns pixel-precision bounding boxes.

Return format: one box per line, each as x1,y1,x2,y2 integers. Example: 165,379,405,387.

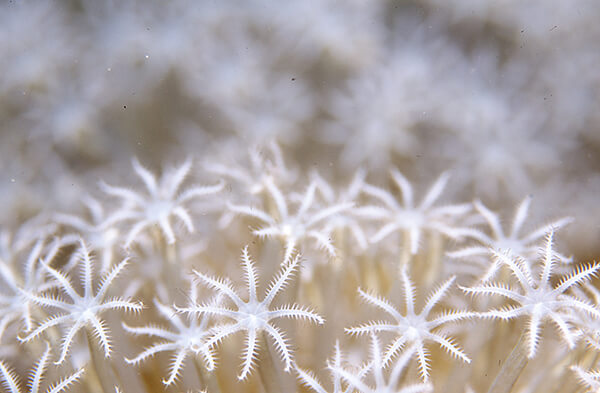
487,331,528,393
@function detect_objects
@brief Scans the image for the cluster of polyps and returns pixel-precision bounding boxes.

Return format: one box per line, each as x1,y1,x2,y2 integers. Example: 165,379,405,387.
0,147,599,393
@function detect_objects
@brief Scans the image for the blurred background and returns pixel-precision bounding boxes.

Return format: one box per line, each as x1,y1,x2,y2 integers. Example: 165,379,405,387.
1,0,599,259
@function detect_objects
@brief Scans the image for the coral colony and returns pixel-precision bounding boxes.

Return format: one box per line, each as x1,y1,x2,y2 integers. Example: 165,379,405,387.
2,1,600,393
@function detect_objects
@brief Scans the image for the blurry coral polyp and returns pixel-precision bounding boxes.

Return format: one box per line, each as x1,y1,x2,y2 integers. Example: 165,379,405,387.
1,1,600,393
